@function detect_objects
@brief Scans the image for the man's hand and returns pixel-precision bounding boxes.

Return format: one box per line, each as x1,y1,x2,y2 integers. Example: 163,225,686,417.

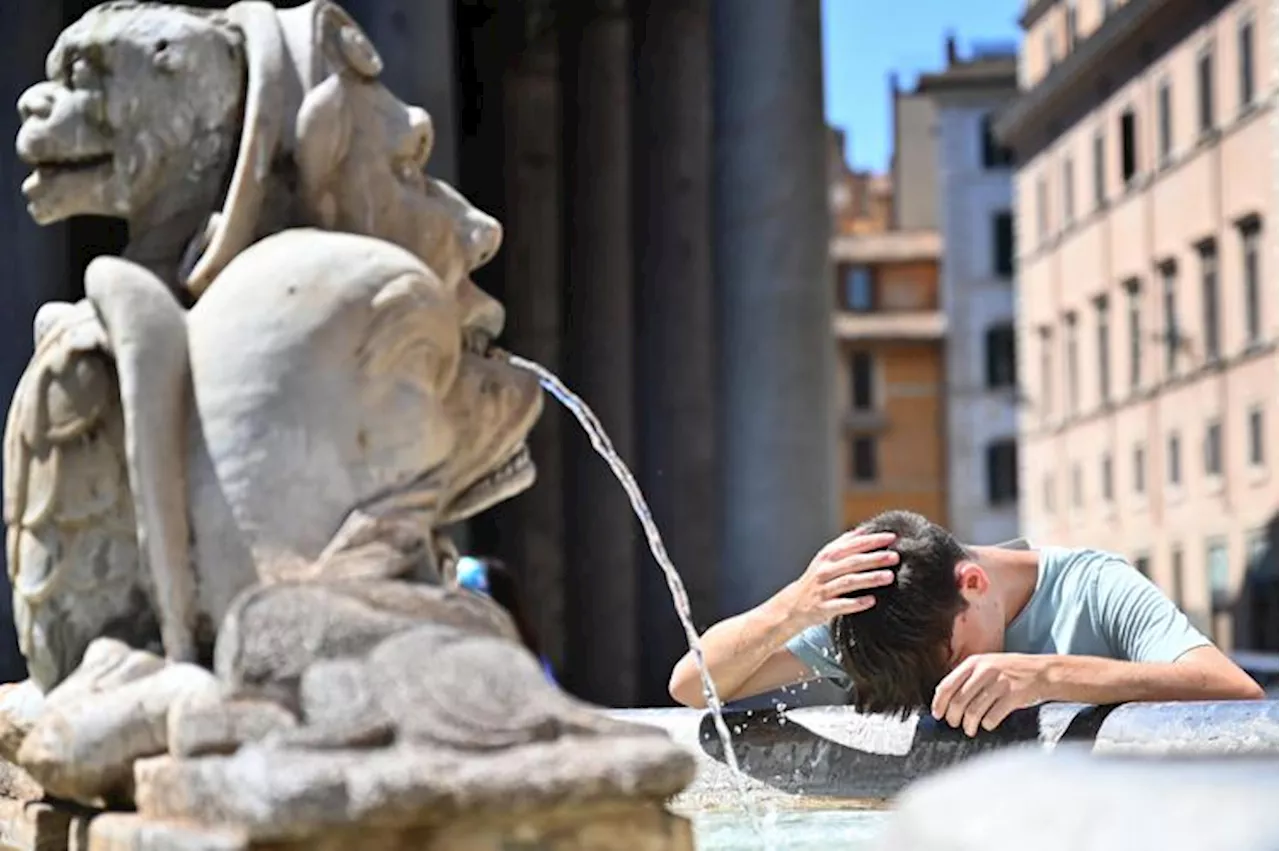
776,530,899,631
932,653,1051,736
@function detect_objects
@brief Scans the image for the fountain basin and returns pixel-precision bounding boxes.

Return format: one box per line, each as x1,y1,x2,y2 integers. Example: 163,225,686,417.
614,699,1279,810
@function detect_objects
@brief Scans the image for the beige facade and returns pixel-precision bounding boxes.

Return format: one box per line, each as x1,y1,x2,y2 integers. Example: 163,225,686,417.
998,0,1278,643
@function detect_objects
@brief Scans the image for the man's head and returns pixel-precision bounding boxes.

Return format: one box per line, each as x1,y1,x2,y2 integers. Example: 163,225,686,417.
831,510,1005,716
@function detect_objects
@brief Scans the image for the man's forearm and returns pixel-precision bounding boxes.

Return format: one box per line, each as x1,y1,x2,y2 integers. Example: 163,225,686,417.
667,594,800,708
1041,654,1264,705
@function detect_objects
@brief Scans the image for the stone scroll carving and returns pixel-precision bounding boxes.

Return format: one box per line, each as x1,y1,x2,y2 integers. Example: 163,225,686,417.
0,3,694,849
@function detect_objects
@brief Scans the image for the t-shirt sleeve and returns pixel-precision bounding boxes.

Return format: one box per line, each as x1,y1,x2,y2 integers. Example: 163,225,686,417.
1090,557,1212,663
784,624,851,686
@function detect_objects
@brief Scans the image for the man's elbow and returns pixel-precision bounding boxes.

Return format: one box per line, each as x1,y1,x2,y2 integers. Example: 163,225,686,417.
667,661,709,709
1226,678,1267,700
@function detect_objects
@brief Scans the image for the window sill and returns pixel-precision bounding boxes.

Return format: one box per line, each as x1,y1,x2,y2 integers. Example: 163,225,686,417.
1165,485,1185,506
1247,464,1269,486
1203,474,1224,496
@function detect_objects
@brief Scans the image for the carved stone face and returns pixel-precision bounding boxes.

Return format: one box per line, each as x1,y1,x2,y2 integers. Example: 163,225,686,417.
186,229,541,577
15,4,244,224
292,75,534,524
295,74,506,344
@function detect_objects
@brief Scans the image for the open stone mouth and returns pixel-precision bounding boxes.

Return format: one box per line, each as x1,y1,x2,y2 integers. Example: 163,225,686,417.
33,153,113,174
446,443,534,517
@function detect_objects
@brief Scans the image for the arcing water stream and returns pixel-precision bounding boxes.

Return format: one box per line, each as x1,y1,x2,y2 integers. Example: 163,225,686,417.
506,354,768,840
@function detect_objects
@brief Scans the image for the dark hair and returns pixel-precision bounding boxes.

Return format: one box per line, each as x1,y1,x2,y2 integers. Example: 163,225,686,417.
475,558,543,659
831,510,970,717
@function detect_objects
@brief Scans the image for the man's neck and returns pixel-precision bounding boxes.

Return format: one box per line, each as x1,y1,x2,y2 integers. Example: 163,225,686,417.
970,545,1041,629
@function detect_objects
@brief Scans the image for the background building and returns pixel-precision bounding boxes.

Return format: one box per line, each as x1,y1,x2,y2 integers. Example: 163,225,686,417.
997,0,1277,644
922,40,1022,546
829,138,949,528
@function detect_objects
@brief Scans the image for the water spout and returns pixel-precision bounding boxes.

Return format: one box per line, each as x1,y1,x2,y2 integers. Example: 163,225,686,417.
506,353,767,839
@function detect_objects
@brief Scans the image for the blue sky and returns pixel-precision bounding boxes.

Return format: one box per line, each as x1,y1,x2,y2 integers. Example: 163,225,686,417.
821,0,1022,172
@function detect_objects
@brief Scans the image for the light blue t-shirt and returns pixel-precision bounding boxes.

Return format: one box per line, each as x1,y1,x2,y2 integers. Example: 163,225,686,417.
785,546,1212,688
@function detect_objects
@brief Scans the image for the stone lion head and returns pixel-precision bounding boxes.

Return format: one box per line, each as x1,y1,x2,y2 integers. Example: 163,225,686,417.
15,2,245,226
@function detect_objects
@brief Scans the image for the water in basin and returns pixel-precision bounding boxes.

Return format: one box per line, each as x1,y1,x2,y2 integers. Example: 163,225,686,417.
692,809,890,850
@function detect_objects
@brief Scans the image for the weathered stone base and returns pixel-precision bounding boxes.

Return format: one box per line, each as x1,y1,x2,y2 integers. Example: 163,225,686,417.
83,803,692,851
0,800,693,851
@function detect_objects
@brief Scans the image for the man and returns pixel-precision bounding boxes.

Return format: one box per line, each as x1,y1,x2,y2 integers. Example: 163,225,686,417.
668,510,1262,735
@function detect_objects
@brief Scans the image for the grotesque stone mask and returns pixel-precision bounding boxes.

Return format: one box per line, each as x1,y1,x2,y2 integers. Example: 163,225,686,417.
16,3,245,225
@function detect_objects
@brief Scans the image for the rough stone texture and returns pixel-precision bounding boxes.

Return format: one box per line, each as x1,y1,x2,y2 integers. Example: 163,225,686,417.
615,700,1280,808
18,645,219,805
87,803,692,851
0,799,92,851
166,698,298,759
132,738,693,841
876,746,1278,851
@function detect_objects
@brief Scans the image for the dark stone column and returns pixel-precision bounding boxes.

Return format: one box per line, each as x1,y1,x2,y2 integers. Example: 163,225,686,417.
711,0,837,616
631,0,717,706
493,15,568,673
561,0,640,706
0,0,74,683
342,0,459,183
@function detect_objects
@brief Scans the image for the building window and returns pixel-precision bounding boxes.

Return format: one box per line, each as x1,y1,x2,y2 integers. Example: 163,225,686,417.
986,440,1018,506
1102,0,1117,17
1197,44,1215,135
1133,553,1150,576
1168,431,1182,487
841,265,874,311
1043,30,1056,72
1064,313,1079,415
1160,262,1179,377
1071,463,1083,508
1133,444,1146,494
1044,474,1055,513
1198,240,1220,362
1248,406,1265,467
980,114,1014,169
1125,279,1142,391
1207,538,1230,611
850,350,875,411
1157,78,1173,165
1095,296,1111,405
1239,15,1256,110
992,210,1014,278
1171,545,1185,608
1091,130,1106,209
1061,156,1075,226
985,323,1017,389
1241,220,1261,345
1064,0,1078,51
1204,419,1223,477
1101,453,1114,502
1036,177,1049,243
1119,109,1137,185
851,436,877,483
1039,326,1054,418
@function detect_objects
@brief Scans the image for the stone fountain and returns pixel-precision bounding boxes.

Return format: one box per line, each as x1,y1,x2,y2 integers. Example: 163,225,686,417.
0,2,694,849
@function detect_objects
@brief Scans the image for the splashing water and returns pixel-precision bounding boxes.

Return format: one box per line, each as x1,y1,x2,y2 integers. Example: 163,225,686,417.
506,354,768,840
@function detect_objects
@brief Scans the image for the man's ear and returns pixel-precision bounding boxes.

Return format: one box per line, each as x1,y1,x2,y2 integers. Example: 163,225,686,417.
955,561,990,595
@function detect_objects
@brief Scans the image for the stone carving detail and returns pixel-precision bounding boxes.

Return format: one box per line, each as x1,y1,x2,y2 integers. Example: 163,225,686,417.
0,2,693,848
